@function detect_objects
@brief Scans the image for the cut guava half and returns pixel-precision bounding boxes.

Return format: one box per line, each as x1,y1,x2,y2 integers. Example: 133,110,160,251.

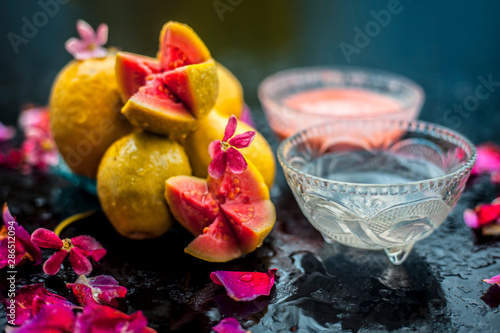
116,21,218,136
165,162,276,262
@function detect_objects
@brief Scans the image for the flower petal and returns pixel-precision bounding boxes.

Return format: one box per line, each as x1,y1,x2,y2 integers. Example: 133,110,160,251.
210,269,278,302
68,275,127,308
71,234,103,251
95,23,108,46
1,283,75,326
65,38,86,56
31,228,63,249
3,204,42,266
229,131,256,149
76,19,96,43
74,304,155,333
0,121,16,142
223,115,238,142
69,248,92,275
472,142,500,175
43,250,68,275
483,274,500,286
213,317,249,333
226,147,248,174
463,209,480,228
208,151,227,179
5,303,76,333
209,140,222,159
239,105,256,128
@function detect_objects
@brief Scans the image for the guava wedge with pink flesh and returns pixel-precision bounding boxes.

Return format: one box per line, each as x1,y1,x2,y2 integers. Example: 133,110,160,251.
115,21,218,136
115,52,161,102
164,175,219,236
185,214,242,263
165,163,276,262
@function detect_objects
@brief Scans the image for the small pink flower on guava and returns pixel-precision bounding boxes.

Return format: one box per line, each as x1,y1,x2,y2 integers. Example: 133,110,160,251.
210,269,277,302
0,203,42,269
74,304,157,333
31,228,106,275
68,275,127,307
213,317,250,333
208,115,256,179
2,283,76,326
483,274,500,286
0,121,16,142
65,19,108,60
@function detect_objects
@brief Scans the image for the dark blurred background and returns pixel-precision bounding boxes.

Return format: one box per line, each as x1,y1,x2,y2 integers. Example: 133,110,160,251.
1,0,500,143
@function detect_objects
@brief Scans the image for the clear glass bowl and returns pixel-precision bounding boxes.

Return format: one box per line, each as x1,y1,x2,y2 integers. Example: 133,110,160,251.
278,119,476,265
259,66,424,139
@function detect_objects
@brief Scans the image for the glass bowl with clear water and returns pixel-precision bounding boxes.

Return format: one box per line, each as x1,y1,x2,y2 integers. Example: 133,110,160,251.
278,119,476,265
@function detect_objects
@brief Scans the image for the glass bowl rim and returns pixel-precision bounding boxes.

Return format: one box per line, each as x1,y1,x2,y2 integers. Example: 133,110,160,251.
258,65,425,118
277,119,477,189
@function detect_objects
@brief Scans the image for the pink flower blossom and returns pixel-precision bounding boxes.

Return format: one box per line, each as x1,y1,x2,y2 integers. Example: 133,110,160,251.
31,228,106,275
208,115,256,179
74,304,157,333
483,274,500,286
0,203,42,269
213,317,249,333
19,106,58,172
210,269,277,302
65,20,108,60
0,121,16,142
68,275,127,307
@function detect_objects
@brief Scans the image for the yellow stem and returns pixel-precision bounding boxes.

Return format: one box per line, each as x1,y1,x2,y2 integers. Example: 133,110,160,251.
54,210,96,237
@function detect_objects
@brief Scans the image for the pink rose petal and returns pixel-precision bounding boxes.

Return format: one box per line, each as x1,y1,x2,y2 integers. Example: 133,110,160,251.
210,269,278,302
69,247,92,275
472,142,500,176
5,303,76,333
483,274,500,286
209,151,227,179
229,131,256,149
463,209,480,229
3,283,76,326
223,115,238,142
0,121,16,142
43,249,68,275
31,228,63,249
1,204,42,267
226,147,248,174
209,140,222,159
68,275,127,307
74,304,156,333
239,105,256,128
213,317,249,333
